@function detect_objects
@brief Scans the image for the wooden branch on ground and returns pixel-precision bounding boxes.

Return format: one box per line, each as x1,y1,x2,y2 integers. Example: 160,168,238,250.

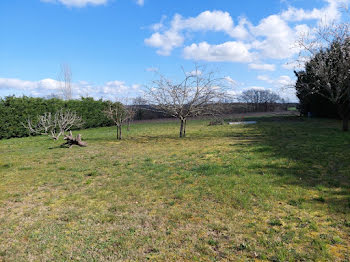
61,131,87,148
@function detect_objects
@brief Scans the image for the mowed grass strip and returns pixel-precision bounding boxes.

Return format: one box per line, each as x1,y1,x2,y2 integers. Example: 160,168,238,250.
0,116,349,261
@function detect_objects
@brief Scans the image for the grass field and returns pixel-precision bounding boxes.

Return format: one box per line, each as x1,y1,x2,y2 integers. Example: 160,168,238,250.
0,115,349,261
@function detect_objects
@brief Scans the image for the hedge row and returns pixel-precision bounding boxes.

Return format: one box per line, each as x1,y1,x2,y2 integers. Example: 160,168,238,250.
0,96,114,139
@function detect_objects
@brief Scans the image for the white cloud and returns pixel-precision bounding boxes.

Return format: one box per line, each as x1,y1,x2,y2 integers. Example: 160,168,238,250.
231,17,252,39
224,76,238,87
280,0,348,23
0,78,61,91
248,0,347,60
41,0,108,7
173,11,247,38
258,75,295,88
257,75,270,82
0,77,142,100
259,75,298,101
246,86,269,91
145,11,250,55
224,77,240,98
145,30,184,56
227,90,239,97
136,0,144,6
281,6,324,22
42,0,149,7
145,67,159,72
76,80,142,100
251,15,301,59
183,41,253,63
282,61,305,70
145,0,348,64
150,15,167,31
186,70,202,76
249,63,276,71
277,75,294,87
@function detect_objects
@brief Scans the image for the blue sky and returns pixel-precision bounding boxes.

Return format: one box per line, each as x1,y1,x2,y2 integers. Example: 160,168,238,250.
0,0,348,101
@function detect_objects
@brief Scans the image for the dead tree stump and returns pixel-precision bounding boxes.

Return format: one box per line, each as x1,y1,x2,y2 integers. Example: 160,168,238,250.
61,131,87,148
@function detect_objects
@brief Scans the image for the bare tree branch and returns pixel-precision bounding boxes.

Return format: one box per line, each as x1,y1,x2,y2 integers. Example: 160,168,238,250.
238,89,282,112
23,109,84,140
104,101,134,140
145,64,230,137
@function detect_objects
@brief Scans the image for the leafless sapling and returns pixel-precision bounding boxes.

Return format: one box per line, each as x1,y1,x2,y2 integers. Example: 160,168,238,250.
58,63,73,100
104,101,134,140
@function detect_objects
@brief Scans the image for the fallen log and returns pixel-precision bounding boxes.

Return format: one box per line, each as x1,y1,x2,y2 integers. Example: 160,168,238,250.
61,131,87,148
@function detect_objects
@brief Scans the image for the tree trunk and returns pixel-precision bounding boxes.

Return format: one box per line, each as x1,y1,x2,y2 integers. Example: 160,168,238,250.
338,105,349,132
61,131,87,148
183,119,187,137
179,119,185,138
116,126,120,140
119,125,122,140
343,116,349,132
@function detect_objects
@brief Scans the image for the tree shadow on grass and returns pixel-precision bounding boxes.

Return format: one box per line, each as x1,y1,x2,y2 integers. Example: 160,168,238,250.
85,132,262,146
84,134,179,143
231,116,350,213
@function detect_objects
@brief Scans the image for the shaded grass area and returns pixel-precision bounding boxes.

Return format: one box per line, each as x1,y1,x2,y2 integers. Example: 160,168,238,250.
0,116,349,261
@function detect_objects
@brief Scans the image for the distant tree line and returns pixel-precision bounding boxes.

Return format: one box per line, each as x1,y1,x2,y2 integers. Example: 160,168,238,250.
238,89,284,112
0,96,179,140
0,95,293,140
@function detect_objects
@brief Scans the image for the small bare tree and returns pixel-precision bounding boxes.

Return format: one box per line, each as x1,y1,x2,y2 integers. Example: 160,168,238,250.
104,101,134,140
53,109,84,139
23,109,84,140
23,112,55,135
132,96,149,120
145,65,228,138
132,97,148,106
58,63,73,100
126,105,136,131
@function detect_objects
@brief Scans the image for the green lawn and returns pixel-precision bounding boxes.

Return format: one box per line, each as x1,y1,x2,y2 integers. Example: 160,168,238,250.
0,116,349,261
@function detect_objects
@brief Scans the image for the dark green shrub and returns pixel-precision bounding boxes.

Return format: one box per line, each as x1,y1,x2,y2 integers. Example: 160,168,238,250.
0,96,114,139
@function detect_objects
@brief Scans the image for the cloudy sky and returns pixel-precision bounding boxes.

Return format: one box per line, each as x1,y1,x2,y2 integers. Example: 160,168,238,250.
0,0,348,101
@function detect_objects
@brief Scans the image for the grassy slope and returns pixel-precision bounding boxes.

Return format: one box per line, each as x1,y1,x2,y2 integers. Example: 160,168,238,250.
0,116,349,261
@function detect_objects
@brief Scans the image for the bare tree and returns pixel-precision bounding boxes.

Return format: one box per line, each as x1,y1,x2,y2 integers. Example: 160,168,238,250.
126,105,136,131
132,96,150,120
23,109,84,140
296,11,350,131
145,65,228,138
23,112,55,135
122,98,137,131
53,109,84,139
239,89,281,112
104,101,134,140
58,63,73,100
132,97,148,106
